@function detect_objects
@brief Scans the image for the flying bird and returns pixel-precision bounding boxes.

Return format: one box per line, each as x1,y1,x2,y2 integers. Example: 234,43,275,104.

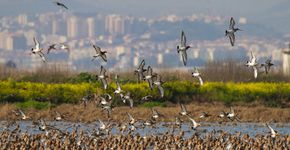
91,42,107,62
54,111,66,121
265,123,279,138
54,2,68,10
225,17,242,46
99,94,112,106
31,37,46,62
177,30,191,66
96,66,108,89
187,115,201,130
47,44,57,54
245,51,259,78
192,67,204,86
127,113,137,125
121,92,134,109
179,103,190,116
47,43,70,54
153,74,165,98
114,74,123,96
59,43,70,51
151,108,164,121
141,95,153,101
101,104,113,118
199,112,211,119
17,109,30,120
134,59,147,82
227,107,241,122
144,66,156,90
260,58,274,74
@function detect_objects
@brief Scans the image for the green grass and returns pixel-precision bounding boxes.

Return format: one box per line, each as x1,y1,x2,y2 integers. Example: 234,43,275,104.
0,79,289,109
141,101,167,108
16,100,52,110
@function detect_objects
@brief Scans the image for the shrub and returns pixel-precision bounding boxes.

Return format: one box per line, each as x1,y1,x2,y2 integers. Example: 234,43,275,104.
0,80,289,108
141,101,167,108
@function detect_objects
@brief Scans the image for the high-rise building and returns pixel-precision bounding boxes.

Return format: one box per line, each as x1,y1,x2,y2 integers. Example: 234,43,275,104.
282,48,290,76
67,16,78,38
105,15,125,35
87,17,95,38
157,53,163,64
52,19,58,35
17,14,27,25
3,36,13,51
133,56,139,67
207,48,215,62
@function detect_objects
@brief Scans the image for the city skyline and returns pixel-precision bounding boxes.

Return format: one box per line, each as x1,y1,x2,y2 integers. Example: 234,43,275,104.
0,1,290,75
1,0,290,33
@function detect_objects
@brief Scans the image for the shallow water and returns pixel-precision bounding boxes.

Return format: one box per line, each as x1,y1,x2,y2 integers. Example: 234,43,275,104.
1,121,289,138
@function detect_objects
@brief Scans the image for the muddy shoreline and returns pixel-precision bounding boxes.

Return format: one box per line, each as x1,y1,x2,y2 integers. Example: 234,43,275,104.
0,102,289,123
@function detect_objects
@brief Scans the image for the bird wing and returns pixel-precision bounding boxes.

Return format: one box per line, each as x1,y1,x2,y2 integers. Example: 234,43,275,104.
180,103,187,112
197,76,203,86
265,58,271,64
101,79,108,89
100,66,106,75
56,2,68,9
106,108,112,118
40,119,46,126
253,66,258,79
93,45,102,54
187,115,197,125
151,108,157,115
230,107,234,114
115,81,121,91
156,74,161,82
47,44,56,54
137,72,144,82
229,17,235,30
181,30,186,47
104,93,112,100
181,51,187,66
127,113,134,121
157,85,164,98
38,52,46,62
129,98,134,109
33,37,40,49
99,119,105,127
147,79,154,89
100,53,107,62
266,123,275,135
147,66,152,75
251,51,256,62
265,65,269,74
139,59,145,69
55,111,61,117
19,109,25,117
61,3,69,9
229,33,235,46
194,67,199,73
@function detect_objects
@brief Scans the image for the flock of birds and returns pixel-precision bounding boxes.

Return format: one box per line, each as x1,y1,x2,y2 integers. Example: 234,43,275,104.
6,102,281,140
31,16,274,82
1,2,288,149
0,102,287,149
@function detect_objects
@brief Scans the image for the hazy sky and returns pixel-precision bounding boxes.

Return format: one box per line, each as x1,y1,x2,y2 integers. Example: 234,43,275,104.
0,0,287,17
1,0,290,32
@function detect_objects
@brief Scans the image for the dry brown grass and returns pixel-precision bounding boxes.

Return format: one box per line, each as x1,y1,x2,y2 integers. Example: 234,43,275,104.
0,102,289,123
0,59,288,83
